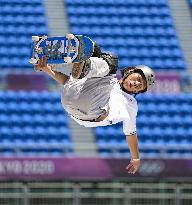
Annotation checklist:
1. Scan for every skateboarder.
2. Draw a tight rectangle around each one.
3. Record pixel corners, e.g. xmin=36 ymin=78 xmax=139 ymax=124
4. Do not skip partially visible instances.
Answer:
xmin=35 ymin=46 xmax=155 ymax=175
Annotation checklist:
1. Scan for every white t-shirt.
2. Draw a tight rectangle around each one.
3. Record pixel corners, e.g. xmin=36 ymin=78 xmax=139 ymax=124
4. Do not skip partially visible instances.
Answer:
xmin=71 ymin=80 xmax=138 ymax=135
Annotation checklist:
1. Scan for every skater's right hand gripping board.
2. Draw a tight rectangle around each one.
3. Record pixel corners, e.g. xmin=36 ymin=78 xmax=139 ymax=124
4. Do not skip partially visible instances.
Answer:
xmin=34 ymin=55 xmax=69 ymax=85
xmin=34 ymin=56 xmax=48 ymax=72
xmin=29 ymin=34 xmax=94 ymax=66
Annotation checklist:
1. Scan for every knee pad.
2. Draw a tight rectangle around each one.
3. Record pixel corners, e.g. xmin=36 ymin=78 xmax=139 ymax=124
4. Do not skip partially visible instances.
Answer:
xmin=100 ymin=53 xmax=118 ymax=75
xmin=91 ymin=43 xmax=102 ymax=57
xmin=75 ymin=59 xmax=91 ymax=79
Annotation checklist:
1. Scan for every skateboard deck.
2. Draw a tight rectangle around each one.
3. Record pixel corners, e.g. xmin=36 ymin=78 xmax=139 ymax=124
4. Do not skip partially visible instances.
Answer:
xmin=29 ymin=34 xmax=94 ymax=65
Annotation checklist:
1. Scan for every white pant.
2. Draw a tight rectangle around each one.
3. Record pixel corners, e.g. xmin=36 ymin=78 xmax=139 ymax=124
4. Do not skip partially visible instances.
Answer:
xmin=60 ymin=57 xmax=116 ymax=120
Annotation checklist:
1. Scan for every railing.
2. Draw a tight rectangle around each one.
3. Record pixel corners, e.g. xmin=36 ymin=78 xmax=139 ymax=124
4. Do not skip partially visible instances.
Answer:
xmin=0 ymin=181 xmax=192 ymax=205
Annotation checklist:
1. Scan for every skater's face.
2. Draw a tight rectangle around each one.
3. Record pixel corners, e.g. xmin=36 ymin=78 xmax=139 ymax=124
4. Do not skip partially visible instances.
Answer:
xmin=122 ymin=72 xmax=147 ymax=93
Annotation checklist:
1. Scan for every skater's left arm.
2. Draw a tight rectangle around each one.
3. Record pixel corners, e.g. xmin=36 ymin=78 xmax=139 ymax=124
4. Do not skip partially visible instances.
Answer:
xmin=122 ymin=98 xmax=140 ymax=174
xmin=125 ymin=133 xmax=140 ymax=174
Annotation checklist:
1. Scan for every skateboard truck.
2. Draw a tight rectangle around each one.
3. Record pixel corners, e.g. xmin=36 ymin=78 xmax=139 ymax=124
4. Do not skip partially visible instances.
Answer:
xmin=64 ymin=34 xmax=77 ymax=63
xmin=29 ymin=58 xmax=38 ymax=64
xmin=30 ymin=35 xmax=48 ymax=65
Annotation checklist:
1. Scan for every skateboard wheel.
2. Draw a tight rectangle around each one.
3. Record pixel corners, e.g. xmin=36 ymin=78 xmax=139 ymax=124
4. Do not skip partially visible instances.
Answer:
xmin=64 ymin=57 xmax=72 ymax=63
xmin=32 ymin=36 xmax=40 ymax=41
xmin=29 ymin=58 xmax=38 ymax=64
xmin=66 ymin=34 xmax=75 ymax=39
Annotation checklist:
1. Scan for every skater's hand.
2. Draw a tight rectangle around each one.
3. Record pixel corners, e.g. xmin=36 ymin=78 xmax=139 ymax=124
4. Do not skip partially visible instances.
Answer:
xmin=35 ymin=56 xmax=48 ymax=71
xmin=126 ymin=158 xmax=140 ymax=174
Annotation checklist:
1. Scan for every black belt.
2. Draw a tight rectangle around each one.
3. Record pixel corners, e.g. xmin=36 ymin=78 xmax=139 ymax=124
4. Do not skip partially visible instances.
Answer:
xmin=71 ymin=108 xmax=108 ymax=122
xmin=71 ymin=115 xmax=99 ymax=122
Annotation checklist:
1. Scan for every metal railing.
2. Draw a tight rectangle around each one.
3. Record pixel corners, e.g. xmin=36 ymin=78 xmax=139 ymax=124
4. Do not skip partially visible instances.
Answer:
xmin=0 ymin=181 xmax=192 ymax=205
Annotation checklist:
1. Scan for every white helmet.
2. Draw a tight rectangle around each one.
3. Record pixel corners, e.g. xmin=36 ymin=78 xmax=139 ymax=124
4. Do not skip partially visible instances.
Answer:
xmin=121 ymin=65 xmax=155 ymax=93
xmin=135 ymin=65 xmax=155 ymax=91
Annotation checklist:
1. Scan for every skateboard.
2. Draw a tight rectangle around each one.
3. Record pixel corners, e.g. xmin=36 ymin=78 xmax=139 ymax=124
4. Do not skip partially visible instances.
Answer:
xmin=29 ymin=34 xmax=94 ymax=65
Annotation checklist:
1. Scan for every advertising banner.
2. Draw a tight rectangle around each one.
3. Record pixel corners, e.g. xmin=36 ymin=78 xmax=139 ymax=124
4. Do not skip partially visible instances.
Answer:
xmin=0 ymin=158 xmax=191 ymax=180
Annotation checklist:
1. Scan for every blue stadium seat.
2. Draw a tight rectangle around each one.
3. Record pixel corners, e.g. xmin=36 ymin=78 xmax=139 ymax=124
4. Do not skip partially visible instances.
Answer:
xmin=23 ymin=126 xmax=36 ymax=140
